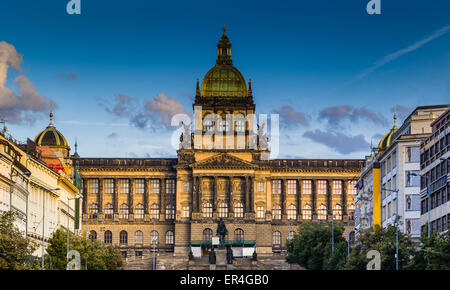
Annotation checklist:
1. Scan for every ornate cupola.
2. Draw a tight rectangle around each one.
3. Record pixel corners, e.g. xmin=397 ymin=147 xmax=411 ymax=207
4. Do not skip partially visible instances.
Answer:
xmin=198 ymin=27 xmax=249 ymax=98
xmin=216 ymin=26 xmax=232 ymax=65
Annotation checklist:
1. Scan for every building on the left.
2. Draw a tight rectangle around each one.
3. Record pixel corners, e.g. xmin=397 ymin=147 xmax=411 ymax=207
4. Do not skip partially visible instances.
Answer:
xmin=0 ymin=112 xmax=82 ymax=260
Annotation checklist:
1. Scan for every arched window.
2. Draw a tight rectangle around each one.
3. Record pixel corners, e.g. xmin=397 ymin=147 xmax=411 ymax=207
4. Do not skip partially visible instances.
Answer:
xmin=333 ymin=204 xmax=342 ymax=220
xmin=104 ymin=230 xmax=112 ymax=244
xmin=150 ymin=204 xmax=160 ymax=219
xmin=303 ymin=204 xmax=312 ymax=220
xmin=135 ymin=204 xmax=144 ymax=219
xmin=120 ymin=230 xmax=128 ymax=245
xmin=287 ymin=204 xmax=296 ymax=220
xmin=203 ymin=203 xmax=213 ymax=218
xmin=272 ymin=205 xmax=281 ymax=220
xmin=234 ymin=228 xmax=244 ymax=242
xmin=135 ymin=230 xmax=143 ymax=244
xmin=89 ymin=203 xmax=98 ymax=219
xmin=348 ymin=204 xmax=355 ymax=221
xmin=89 ymin=230 xmax=97 ymax=242
xmin=288 ymin=231 xmax=295 ymax=241
xmin=104 ymin=203 xmax=113 ymax=219
xmin=120 ymin=204 xmax=129 ymax=219
xmin=273 ymin=231 xmax=281 ymax=246
xmin=318 ymin=204 xmax=327 ymax=220
xmin=203 ymin=228 xmax=213 ymax=242
xmin=234 ymin=202 xmax=244 ymax=218
xmin=165 ymin=205 xmax=175 ymax=220
xmin=150 ymin=230 xmax=159 ymax=245
xmin=165 ymin=231 xmax=174 ymax=245
xmin=218 ymin=202 xmax=228 ymax=218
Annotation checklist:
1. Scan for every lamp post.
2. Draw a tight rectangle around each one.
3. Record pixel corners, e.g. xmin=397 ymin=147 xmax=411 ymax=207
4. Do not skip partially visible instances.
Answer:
xmin=152 ymin=219 xmax=156 ymax=270
xmin=331 ymin=203 xmax=342 ymax=256
xmin=381 ymin=187 xmax=399 ymax=270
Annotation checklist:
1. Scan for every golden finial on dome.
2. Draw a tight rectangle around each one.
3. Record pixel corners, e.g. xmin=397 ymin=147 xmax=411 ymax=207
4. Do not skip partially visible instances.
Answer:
xmin=223 ymin=25 xmax=226 ymax=35
xmin=49 ymin=104 xmax=54 ymax=126
xmin=393 ymin=106 xmax=397 ymax=129
xmin=248 ymin=78 xmax=253 ymax=96
xmin=196 ymin=77 xmax=200 ymax=96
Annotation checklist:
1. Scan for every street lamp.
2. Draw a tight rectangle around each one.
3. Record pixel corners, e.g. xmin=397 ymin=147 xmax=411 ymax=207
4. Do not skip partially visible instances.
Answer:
xmin=41 ymin=187 xmax=60 ymax=268
xmin=381 ymin=187 xmax=399 ymax=271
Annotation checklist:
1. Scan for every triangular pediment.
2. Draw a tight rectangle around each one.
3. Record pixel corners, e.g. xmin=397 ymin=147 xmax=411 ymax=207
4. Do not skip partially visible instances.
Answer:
xmin=190 ymin=153 xmax=257 ymax=169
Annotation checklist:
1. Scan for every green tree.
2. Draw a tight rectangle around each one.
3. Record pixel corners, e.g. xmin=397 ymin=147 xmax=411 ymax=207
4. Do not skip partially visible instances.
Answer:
xmin=286 ymin=221 xmax=348 ymax=270
xmin=45 ymin=228 xmax=124 ymax=270
xmin=0 ymin=211 xmax=38 ymax=270
xmin=406 ymin=229 xmax=450 ymax=270
xmin=343 ymin=225 xmax=416 ymax=270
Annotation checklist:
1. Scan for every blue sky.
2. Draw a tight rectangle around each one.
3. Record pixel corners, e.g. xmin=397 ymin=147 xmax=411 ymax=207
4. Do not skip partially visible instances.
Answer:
xmin=1 ymin=0 xmax=449 ymax=159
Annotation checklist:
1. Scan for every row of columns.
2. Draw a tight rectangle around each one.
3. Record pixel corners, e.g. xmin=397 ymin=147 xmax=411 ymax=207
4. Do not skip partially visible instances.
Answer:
xmin=192 ymin=175 xmax=254 ymax=214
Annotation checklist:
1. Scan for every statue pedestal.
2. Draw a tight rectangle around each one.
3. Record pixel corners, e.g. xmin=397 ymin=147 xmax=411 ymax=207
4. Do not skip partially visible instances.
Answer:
xmin=215 ymin=249 xmax=227 ymax=270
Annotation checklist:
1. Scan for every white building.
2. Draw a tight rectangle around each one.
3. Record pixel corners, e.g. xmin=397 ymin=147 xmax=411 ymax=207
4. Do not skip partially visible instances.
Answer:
xmin=378 ymin=105 xmax=449 ymax=239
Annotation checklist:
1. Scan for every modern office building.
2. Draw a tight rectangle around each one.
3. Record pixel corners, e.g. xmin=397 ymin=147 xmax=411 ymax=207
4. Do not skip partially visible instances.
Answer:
xmin=419 ymin=108 xmax=449 ymax=235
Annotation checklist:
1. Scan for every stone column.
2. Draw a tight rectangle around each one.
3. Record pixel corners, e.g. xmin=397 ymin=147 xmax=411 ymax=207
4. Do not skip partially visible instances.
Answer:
xmin=227 ymin=176 xmax=232 ymax=211
xmin=144 ymin=178 xmax=149 ymax=214
xmin=249 ymin=176 xmax=254 ymax=212
xmin=113 ymin=178 xmax=118 ymax=214
xmin=128 ymin=178 xmax=133 ymax=214
xmin=213 ymin=176 xmax=218 ymax=211
xmin=342 ymin=179 xmax=347 ymax=215
xmin=82 ymin=178 xmax=87 ymax=214
xmin=245 ymin=176 xmax=249 ymax=213
xmin=161 ymin=178 xmax=166 ymax=215
xmin=281 ymin=179 xmax=286 ymax=215
xmin=297 ymin=179 xmax=301 ymax=215
xmin=327 ymin=179 xmax=332 ymax=219
xmin=198 ymin=177 xmax=202 ymax=212
xmin=193 ymin=177 xmax=198 ymax=212
xmin=98 ymin=178 xmax=103 ymax=213
xmin=311 ymin=179 xmax=316 ymax=214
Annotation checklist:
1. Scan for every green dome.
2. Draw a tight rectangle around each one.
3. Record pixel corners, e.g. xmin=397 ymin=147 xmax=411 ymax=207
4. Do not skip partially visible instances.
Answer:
xmin=199 ymin=27 xmax=248 ymax=98
xmin=34 ymin=111 xmax=69 ymax=149
xmin=200 ymin=65 xmax=247 ymax=97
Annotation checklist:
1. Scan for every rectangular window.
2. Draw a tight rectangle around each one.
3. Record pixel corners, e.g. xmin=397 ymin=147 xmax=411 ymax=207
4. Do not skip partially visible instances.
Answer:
xmin=332 ymin=180 xmax=342 ymax=195
xmin=347 ymin=180 xmax=357 ymax=195
xmin=387 ymin=156 xmax=391 ymax=173
xmin=257 ymin=206 xmax=265 ymax=218
xmin=235 ymin=119 xmax=245 ymax=132
xmin=151 ymin=179 xmax=160 ymax=194
xmin=166 ymin=179 xmax=175 ymax=195
xmin=392 ymin=151 xmax=397 ymax=169
xmin=120 ymin=179 xmax=129 ymax=194
xmin=135 ymin=179 xmax=144 ymax=194
xmin=272 ymin=180 xmax=281 ymax=194
xmin=182 ymin=206 xmax=190 ymax=218
xmin=104 ymin=179 xmax=114 ymax=194
xmin=203 ymin=119 xmax=213 ymax=131
xmin=183 ymin=181 xmax=190 ymax=192
xmin=302 ymin=180 xmax=312 ymax=195
xmin=257 ymin=181 xmax=264 ymax=193
xmin=406 ymin=146 xmax=420 ymax=163
xmin=406 ymin=171 xmax=420 ymax=187
xmin=89 ymin=179 xmax=98 ymax=194
xmin=287 ymin=180 xmax=296 ymax=195
xmin=219 ymin=120 xmax=229 ymax=131
xmin=317 ymin=180 xmax=327 ymax=195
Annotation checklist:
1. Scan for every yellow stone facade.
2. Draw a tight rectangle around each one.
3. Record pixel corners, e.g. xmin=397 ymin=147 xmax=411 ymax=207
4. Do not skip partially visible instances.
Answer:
xmin=77 ymin=30 xmax=363 ymax=259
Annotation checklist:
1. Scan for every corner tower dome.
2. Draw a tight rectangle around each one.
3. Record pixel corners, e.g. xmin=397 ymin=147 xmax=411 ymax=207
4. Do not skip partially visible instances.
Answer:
xmin=378 ymin=111 xmax=398 ymax=152
xmin=199 ymin=27 xmax=248 ymax=98
xmin=34 ymin=110 xmax=70 ymax=149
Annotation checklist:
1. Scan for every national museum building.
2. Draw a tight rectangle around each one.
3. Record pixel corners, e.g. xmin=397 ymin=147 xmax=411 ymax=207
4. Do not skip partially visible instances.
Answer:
xmin=63 ymin=30 xmax=363 ymax=258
